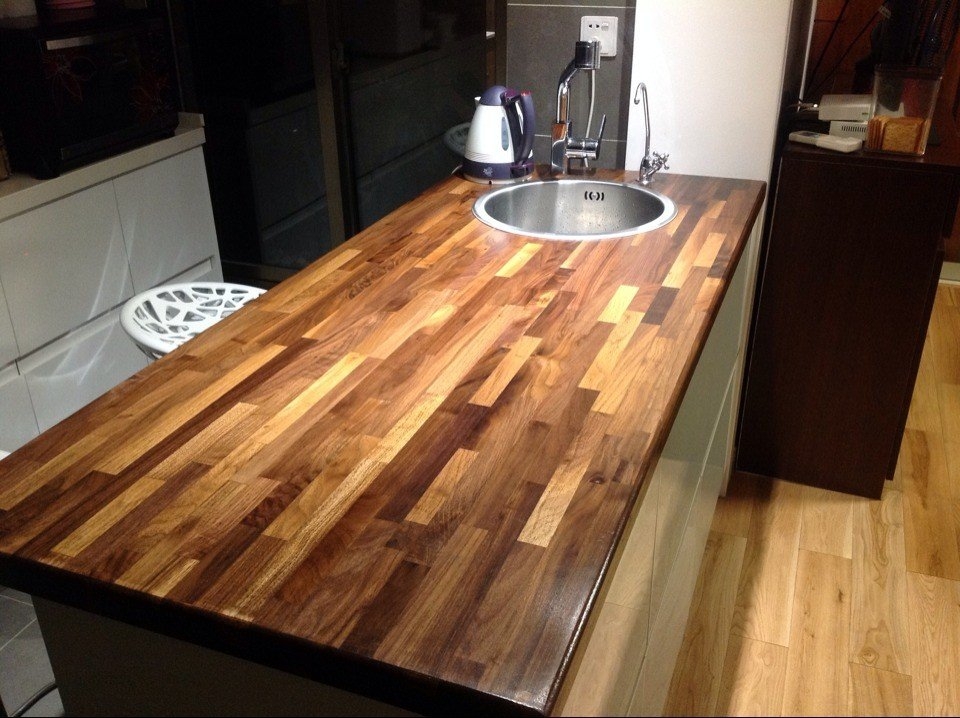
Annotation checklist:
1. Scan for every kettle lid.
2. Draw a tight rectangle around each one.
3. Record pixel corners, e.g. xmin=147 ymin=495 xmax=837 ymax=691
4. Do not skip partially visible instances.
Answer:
xmin=478 ymin=85 xmax=509 ymax=106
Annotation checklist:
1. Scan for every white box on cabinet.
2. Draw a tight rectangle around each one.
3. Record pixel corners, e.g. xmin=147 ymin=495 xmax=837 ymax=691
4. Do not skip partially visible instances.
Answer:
xmin=114 ymin=148 xmax=222 ymax=292
xmin=0 ymin=363 xmax=39 ymax=451
xmin=18 ymin=308 xmax=147 ymax=432
xmin=0 ymin=181 xmax=135 ymax=355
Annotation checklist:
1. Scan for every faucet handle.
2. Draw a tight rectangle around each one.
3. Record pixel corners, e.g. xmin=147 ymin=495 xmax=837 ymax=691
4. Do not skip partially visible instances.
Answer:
xmin=595 ymin=114 xmax=607 ymax=142
xmin=653 ymin=151 xmax=669 ymax=171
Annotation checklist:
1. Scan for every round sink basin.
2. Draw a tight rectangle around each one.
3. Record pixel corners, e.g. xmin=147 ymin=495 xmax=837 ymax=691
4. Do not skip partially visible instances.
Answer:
xmin=472 ymin=179 xmax=677 ymax=241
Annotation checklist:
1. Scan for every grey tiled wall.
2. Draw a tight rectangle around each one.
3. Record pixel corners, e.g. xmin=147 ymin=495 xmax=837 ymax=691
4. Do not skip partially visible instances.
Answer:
xmin=505 ymin=1 xmax=636 ymax=170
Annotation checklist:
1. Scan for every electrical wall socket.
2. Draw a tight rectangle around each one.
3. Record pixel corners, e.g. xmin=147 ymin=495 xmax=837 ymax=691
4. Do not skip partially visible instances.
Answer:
xmin=580 ymin=15 xmax=618 ymax=57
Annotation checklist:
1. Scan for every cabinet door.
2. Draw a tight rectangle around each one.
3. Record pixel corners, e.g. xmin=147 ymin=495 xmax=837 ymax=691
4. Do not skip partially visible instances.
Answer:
xmin=650 ymin=257 xmax=746 ymax=621
xmin=736 ymin=152 xmax=953 ymax=497
xmin=114 ymin=148 xmax=222 ymax=293
xmin=0 ymin=364 xmax=39 ymax=452
xmin=0 ymin=276 xmax=18 ymax=367
xmin=19 ymin=308 xmax=147 ymax=432
xmin=0 ymin=182 xmax=135 ymax=356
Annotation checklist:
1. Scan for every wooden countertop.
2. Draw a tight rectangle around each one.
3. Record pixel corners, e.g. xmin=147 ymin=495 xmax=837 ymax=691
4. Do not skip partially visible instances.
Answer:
xmin=0 ymin=169 xmax=764 ymax=716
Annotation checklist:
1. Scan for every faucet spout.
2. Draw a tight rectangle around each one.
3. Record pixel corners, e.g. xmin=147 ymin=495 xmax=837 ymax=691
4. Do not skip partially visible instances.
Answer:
xmin=552 ymin=40 xmax=604 ymax=175
xmin=633 ymin=82 xmax=669 ymax=185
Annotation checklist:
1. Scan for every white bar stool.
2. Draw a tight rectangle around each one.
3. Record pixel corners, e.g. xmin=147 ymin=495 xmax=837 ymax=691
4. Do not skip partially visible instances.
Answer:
xmin=120 ymin=282 xmax=265 ymax=360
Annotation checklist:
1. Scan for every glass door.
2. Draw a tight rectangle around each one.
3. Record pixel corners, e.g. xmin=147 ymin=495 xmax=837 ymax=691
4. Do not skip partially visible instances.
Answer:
xmin=169 ymin=0 xmax=494 ymax=287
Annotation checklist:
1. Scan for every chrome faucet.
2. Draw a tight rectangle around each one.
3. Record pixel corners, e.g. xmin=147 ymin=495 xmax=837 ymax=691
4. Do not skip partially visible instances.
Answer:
xmin=634 ymin=82 xmax=669 ymax=185
xmin=551 ymin=40 xmax=606 ymax=175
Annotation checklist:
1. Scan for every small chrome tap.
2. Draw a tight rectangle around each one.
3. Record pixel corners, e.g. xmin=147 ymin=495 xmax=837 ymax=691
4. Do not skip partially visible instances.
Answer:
xmin=634 ymin=82 xmax=669 ymax=185
xmin=551 ymin=40 xmax=606 ymax=175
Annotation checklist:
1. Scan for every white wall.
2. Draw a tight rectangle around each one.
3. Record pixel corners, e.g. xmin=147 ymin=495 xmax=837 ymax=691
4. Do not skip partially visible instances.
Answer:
xmin=625 ymin=0 xmax=795 ymax=183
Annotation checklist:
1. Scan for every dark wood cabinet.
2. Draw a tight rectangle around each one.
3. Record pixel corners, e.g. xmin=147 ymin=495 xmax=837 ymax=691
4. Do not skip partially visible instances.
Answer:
xmin=736 ymin=136 xmax=960 ymax=498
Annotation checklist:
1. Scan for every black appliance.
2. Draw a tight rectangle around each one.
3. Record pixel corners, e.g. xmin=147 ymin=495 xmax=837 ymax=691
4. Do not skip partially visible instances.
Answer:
xmin=0 ymin=1 xmax=179 ymax=179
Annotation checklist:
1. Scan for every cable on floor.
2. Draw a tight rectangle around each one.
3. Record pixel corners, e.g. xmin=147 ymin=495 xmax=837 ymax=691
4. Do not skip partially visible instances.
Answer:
xmin=7 ymin=682 xmax=58 ymax=718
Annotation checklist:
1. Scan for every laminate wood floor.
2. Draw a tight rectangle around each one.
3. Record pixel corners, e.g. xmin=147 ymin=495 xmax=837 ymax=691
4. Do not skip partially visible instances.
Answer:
xmin=664 ymin=282 xmax=960 ymax=717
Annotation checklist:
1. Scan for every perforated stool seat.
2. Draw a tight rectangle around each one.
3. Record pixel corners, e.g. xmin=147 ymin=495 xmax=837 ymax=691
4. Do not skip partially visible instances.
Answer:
xmin=121 ymin=282 xmax=265 ymax=360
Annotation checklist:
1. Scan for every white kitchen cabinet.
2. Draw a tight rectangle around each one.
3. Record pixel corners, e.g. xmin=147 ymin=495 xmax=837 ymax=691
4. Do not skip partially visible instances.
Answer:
xmin=0 ymin=181 xmax=134 ymax=356
xmin=0 ymin=122 xmax=222 ymax=448
xmin=0 ymin=276 xmax=18 ymax=368
xmin=19 ymin=307 xmax=147 ymax=433
xmin=114 ymin=147 xmax=222 ymax=293
xmin=558 ymin=219 xmax=760 ymax=717
xmin=0 ymin=364 xmax=39 ymax=451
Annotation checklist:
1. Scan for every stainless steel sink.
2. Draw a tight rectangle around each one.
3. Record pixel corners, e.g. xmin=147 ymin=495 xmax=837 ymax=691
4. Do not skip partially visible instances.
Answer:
xmin=472 ymin=178 xmax=677 ymax=241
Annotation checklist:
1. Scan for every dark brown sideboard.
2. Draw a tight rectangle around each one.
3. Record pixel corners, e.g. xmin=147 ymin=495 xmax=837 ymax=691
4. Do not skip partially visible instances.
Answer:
xmin=735 ymin=132 xmax=960 ymax=499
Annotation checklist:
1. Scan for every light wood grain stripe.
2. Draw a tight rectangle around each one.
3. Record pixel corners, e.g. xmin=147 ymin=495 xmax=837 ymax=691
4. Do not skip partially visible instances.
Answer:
xmin=642 ymin=203 xmax=688 ymax=245
xmin=519 ymin=414 xmax=608 ymax=547
xmin=427 ymin=306 xmax=524 ymax=397
xmin=120 ymin=475 xmax=278 ymax=589
xmin=495 ymin=242 xmax=542 ymax=278
xmin=262 ymin=433 xmax=376 ymax=542
xmin=53 ymin=477 xmax=166 ymax=558
xmin=731 ymin=478 xmax=803 ymax=647
xmin=598 ymin=285 xmax=640 ymax=324
xmin=96 ymin=344 xmax=288 ymax=475
xmin=149 ymin=557 xmax=200 ymax=598
xmin=470 ymin=335 xmax=542 ymax=407
xmin=201 ymin=352 xmax=367 ymax=487
xmin=405 ymin=448 xmax=479 ymax=525
xmin=560 ymin=241 xmax=591 ymax=270
xmin=235 ymin=393 xmax=447 ymax=616
xmin=0 ymin=438 xmax=111 ymax=510
xmin=663 ymin=218 xmax=712 ymax=289
xmin=355 ymin=291 xmax=454 ymax=359
xmin=580 ymin=310 xmax=645 ymax=392
xmin=590 ymin=324 xmax=661 ymax=416
xmin=664 ymin=531 xmax=747 ymax=715
xmin=694 ymin=232 xmax=727 ymax=269
xmin=705 ymin=199 xmax=726 ymax=219
xmin=415 ymin=222 xmax=481 ymax=269
xmin=143 ymin=402 xmax=260 ymax=482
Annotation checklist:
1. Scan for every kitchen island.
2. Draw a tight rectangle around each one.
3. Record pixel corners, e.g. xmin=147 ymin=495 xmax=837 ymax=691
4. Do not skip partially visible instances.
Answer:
xmin=0 ymin=169 xmax=763 ymax=716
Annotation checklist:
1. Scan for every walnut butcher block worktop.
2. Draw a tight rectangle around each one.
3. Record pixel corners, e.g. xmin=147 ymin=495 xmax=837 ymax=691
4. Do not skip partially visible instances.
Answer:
xmin=0 ymin=170 xmax=763 ymax=716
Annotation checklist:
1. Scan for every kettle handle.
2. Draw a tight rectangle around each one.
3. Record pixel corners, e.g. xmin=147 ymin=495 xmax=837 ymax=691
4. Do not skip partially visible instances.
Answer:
xmin=503 ymin=89 xmax=536 ymax=166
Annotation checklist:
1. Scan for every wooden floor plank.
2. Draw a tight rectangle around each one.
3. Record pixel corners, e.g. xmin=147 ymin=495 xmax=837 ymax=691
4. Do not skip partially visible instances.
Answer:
xmin=714 ymin=634 xmax=788 ymax=717
xmin=711 ymin=474 xmax=756 ymax=538
xmin=899 ymin=428 xmax=960 ymax=580
xmin=782 ymin=549 xmax=852 ymax=717
xmin=848 ymin=663 xmax=913 ymax=717
xmin=730 ymin=479 xmax=803 ymax=647
xmin=850 ymin=487 xmax=911 ymax=674
xmin=665 ymin=285 xmax=960 ymax=716
xmin=906 ymin=571 xmax=960 ymax=716
xmin=663 ymin=531 xmax=746 ymax=716
xmin=799 ymin=484 xmax=857 ymax=559
xmin=929 ymin=289 xmax=960 ymax=385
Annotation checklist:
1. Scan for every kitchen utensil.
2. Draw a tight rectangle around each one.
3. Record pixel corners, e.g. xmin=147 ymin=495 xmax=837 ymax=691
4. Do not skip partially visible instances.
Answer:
xmin=462 ymin=85 xmax=535 ymax=184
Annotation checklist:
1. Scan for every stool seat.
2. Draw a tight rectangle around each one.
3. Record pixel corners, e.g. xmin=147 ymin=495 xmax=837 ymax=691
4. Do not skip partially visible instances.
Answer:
xmin=120 ymin=282 xmax=265 ymax=360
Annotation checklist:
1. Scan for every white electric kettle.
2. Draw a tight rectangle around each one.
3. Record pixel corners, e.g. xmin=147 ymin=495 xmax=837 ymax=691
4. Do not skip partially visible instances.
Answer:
xmin=462 ymin=85 xmax=535 ymax=184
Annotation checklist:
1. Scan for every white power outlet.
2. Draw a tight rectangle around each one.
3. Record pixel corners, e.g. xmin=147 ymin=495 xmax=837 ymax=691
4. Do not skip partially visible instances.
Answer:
xmin=580 ymin=15 xmax=618 ymax=57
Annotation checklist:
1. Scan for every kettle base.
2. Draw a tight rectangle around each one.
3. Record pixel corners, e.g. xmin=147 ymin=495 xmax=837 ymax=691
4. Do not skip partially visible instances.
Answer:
xmin=460 ymin=165 xmax=536 ymax=185
xmin=462 ymin=172 xmax=536 ymax=185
